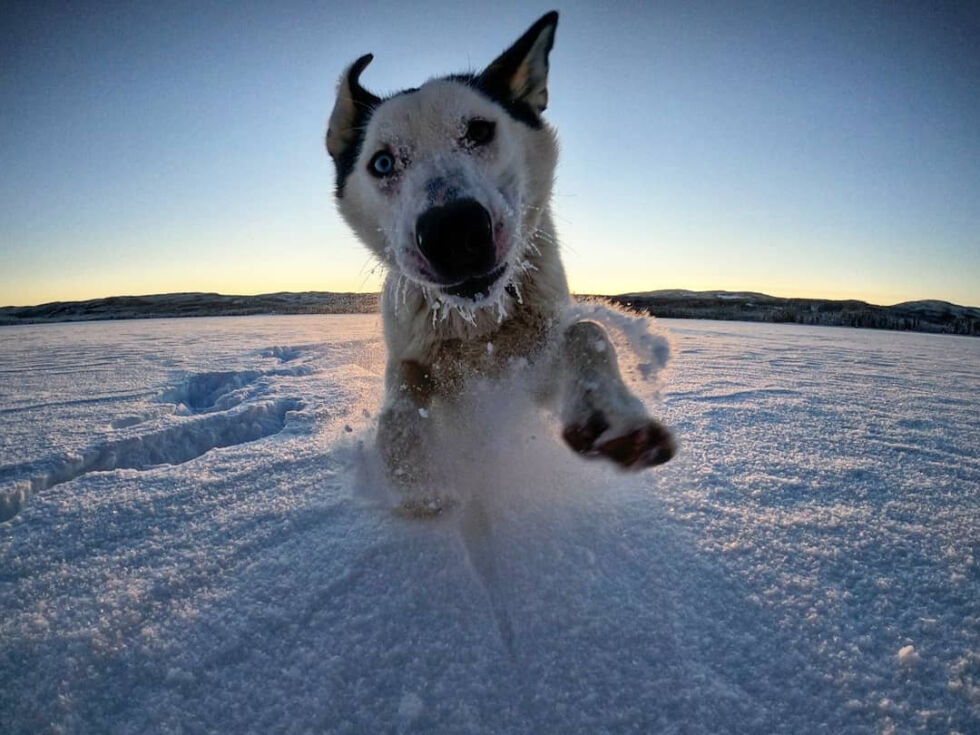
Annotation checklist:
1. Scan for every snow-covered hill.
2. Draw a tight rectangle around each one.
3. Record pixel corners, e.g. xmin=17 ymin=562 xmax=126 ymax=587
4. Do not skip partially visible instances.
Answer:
xmin=1 ymin=315 xmax=978 ymax=732
xmin=0 ymin=291 xmax=379 ymax=325
xmin=3 ymin=289 xmax=978 ymax=336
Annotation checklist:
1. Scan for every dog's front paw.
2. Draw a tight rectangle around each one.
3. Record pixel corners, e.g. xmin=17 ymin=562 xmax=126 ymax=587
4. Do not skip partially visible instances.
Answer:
xmin=563 ymin=412 xmax=676 ymax=469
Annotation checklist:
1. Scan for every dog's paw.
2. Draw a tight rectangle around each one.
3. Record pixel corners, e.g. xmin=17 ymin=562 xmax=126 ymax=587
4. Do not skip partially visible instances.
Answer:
xmin=563 ymin=412 xmax=676 ymax=469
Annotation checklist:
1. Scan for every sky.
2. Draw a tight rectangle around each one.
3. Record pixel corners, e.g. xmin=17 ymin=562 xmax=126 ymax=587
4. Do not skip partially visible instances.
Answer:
xmin=1 ymin=0 xmax=978 ymax=308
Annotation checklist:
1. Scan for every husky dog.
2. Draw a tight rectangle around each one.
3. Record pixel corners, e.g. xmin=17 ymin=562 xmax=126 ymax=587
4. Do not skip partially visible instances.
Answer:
xmin=326 ymin=11 xmax=675 ymax=513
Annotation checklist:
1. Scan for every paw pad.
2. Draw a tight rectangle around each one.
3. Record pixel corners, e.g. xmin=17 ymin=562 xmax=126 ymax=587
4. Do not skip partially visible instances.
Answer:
xmin=563 ymin=414 xmax=676 ymax=469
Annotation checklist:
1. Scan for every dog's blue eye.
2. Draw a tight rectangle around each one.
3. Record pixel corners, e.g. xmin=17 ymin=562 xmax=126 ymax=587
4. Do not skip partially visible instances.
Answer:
xmin=368 ymin=151 xmax=395 ymax=177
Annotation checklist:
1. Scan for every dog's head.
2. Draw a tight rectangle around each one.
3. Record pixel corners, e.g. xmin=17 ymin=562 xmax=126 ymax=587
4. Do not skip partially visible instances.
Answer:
xmin=326 ymin=12 xmax=560 ymax=310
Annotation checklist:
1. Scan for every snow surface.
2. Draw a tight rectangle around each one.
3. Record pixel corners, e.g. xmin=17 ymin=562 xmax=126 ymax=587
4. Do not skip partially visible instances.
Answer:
xmin=1 ymin=315 xmax=978 ymax=733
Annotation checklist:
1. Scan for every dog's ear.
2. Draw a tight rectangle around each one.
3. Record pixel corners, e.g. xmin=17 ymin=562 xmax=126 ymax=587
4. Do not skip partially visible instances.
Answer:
xmin=326 ymin=54 xmax=380 ymax=160
xmin=477 ymin=11 xmax=558 ymax=116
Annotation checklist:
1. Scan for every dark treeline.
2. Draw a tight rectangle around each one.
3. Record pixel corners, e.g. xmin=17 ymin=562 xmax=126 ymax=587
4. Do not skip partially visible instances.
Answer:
xmin=606 ymin=292 xmax=980 ymax=337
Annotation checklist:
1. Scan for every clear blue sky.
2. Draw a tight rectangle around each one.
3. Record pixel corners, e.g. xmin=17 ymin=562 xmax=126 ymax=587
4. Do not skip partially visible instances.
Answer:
xmin=2 ymin=0 xmax=978 ymax=307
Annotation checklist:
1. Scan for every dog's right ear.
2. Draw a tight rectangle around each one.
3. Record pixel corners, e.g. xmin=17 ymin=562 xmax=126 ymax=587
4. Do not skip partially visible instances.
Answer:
xmin=326 ymin=54 xmax=380 ymax=161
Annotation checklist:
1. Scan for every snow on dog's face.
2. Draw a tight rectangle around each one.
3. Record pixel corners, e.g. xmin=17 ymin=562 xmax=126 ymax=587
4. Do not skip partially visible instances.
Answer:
xmin=326 ymin=12 xmax=559 ymax=311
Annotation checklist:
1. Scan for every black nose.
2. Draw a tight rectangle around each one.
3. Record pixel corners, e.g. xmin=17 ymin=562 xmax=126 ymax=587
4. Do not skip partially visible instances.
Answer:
xmin=415 ymin=199 xmax=495 ymax=282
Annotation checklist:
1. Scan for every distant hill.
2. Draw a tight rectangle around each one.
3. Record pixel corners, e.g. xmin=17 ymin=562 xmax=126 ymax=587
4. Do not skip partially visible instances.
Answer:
xmin=1 ymin=289 xmax=977 ymax=336
xmin=602 ymin=290 xmax=980 ymax=337
xmin=0 ymin=292 xmax=378 ymax=326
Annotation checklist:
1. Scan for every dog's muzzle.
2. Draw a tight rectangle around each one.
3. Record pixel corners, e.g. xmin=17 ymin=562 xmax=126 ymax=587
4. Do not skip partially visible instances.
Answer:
xmin=415 ymin=199 xmax=504 ymax=299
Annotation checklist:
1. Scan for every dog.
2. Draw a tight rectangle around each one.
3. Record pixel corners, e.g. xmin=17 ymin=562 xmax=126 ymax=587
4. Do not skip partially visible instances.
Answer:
xmin=326 ymin=11 xmax=675 ymax=514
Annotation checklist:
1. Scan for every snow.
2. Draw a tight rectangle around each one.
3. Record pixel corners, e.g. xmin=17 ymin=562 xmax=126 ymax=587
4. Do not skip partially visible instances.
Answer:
xmin=897 ymin=645 xmax=919 ymax=666
xmin=1 ymin=314 xmax=978 ymax=733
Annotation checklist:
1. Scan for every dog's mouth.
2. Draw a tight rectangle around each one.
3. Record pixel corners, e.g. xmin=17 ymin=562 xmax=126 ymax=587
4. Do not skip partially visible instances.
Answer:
xmin=441 ymin=264 xmax=507 ymax=300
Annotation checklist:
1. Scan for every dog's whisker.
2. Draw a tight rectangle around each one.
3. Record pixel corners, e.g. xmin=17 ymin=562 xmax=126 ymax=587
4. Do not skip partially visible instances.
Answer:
xmin=529 ymin=227 xmax=557 ymax=243
xmin=358 ymin=257 xmax=388 ymax=291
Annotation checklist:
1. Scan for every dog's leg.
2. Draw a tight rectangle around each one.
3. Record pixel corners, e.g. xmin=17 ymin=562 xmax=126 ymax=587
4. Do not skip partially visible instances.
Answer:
xmin=377 ymin=359 xmax=449 ymax=516
xmin=558 ymin=320 xmax=675 ymax=469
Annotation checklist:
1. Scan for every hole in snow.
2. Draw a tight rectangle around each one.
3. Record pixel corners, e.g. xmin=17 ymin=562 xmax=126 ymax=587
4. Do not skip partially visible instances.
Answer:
xmin=261 ymin=345 xmax=306 ymax=363
xmin=161 ymin=370 xmax=262 ymax=414
xmin=0 ymin=398 xmax=302 ymax=523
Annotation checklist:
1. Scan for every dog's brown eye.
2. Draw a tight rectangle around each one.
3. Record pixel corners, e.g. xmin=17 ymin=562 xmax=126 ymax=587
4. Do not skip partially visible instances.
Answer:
xmin=463 ymin=119 xmax=495 ymax=147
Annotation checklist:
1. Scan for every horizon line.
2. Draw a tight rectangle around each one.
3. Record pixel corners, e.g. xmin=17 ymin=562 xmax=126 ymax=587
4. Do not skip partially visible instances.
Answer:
xmin=2 ymin=288 xmax=978 ymax=312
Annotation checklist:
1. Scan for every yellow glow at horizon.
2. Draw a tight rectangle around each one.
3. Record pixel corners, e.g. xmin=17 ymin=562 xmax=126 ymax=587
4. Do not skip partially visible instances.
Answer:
xmin=2 ymin=224 xmax=977 ymax=309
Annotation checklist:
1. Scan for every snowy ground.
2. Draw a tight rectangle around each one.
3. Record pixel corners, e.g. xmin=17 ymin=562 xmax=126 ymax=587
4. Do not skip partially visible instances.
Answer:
xmin=1 ymin=314 xmax=977 ymax=733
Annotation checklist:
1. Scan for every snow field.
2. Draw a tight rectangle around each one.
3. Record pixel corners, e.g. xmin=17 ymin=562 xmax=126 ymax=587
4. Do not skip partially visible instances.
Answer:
xmin=1 ymin=314 xmax=978 ymax=733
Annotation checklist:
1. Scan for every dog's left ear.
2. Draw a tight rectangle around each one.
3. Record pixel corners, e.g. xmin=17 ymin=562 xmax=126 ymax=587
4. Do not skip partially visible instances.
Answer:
xmin=478 ymin=11 xmax=558 ymax=116
xmin=326 ymin=53 xmax=380 ymax=161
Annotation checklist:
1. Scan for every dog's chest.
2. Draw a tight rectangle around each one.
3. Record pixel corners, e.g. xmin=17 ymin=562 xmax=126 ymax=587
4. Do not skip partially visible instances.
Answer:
xmin=426 ymin=309 xmax=553 ymax=392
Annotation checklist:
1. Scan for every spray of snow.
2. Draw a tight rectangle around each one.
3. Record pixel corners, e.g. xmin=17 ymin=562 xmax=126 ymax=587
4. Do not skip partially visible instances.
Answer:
xmin=354 ymin=365 xmax=634 ymax=517
xmin=566 ymin=298 xmax=672 ymax=383
xmin=349 ymin=366 xmax=654 ymax=657
xmin=347 ymin=295 xmax=673 ymax=521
